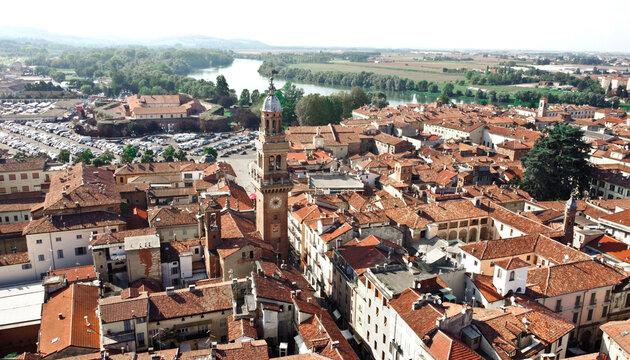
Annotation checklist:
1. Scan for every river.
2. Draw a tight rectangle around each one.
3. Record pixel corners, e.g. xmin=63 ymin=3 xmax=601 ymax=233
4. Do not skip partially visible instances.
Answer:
xmin=189 ymin=58 xmax=473 ymax=107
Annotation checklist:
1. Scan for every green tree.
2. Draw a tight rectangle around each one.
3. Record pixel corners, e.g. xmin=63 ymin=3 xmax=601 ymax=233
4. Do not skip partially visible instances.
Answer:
xmin=75 ymin=149 xmax=94 ymax=165
xmin=162 ymin=145 xmax=176 ymax=162
xmin=215 ymin=75 xmax=229 ymax=97
xmin=141 ymin=149 xmax=155 ymax=163
xmin=57 ymin=149 xmax=70 ymax=163
xmin=239 ymin=89 xmax=250 ymax=106
xmin=370 ymin=92 xmax=389 ymax=108
xmin=203 ymin=147 xmax=218 ymax=158
xmin=174 ymin=149 xmax=187 ymax=161
xmin=280 ymin=82 xmax=304 ymax=126
xmin=120 ymin=144 xmax=138 ymax=164
xmin=251 ymin=89 xmax=261 ymax=104
xmin=51 ymin=71 xmax=66 ymax=83
xmin=443 ymin=83 xmax=455 ymax=97
xmin=521 ymin=123 xmax=593 ymax=201
xmin=92 ymin=151 xmax=115 ymax=167
xmin=428 ymin=83 xmax=439 ymax=93
xmin=438 ymin=93 xmax=450 ymax=104
xmin=349 ymin=86 xmax=370 ymax=109
xmin=80 ymin=85 xmax=93 ymax=94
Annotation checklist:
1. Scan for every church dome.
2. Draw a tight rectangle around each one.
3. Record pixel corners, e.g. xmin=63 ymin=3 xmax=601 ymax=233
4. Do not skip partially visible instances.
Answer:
xmin=262 ymin=94 xmax=282 ymax=112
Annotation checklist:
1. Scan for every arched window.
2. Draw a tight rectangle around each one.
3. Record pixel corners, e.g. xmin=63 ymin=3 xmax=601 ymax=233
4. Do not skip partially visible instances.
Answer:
xmin=269 ymin=156 xmax=274 ymax=170
xmin=266 ymin=119 xmax=270 ymax=133
xmin=509 ymin=271 xmax=515 ymax=281
xmin=276 ymin=155 xmax=282 ymax=170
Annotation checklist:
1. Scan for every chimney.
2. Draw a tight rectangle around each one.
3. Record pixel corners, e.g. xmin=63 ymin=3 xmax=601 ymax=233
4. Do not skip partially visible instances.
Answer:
xmin=331 ymin=340 xmax=339 ymax=349
xmin=58 ymin=313 xmax=63 ymax=320
xmin=188 ymin=284 xmax=196 ymax=291
xmin=307 ymin=297 xmax=312 ymax=303
xmin=166 ymin=286 xmax=175 ymax=295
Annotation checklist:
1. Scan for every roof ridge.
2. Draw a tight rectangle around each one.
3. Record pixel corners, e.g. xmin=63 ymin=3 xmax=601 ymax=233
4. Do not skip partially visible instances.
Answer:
xmin=69 ymin=283 xmax=76 ymax=348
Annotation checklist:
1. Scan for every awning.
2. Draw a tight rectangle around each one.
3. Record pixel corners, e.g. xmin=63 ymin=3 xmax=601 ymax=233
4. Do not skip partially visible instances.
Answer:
xmin=340 ymin=329 xmax=353 ymax=340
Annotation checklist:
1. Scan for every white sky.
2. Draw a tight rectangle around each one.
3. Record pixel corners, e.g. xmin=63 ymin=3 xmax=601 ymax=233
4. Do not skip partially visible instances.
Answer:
xmin=3 ymin=0 xmax=630 ymax=52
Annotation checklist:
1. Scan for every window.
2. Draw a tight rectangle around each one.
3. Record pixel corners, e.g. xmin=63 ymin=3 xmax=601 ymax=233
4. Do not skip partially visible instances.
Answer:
xmin=590 ymin=293 xmax=596 ymax=305
xmin=572 ymin=312 xmax=578 ymax=324
xmin=249 ymin=251 xmax=254 ymax=259
xmin=57 ymin=250 xmax=64 ymax=259
xmin=55 ymin=237 xmax=61 ymax=242
xmin=171 ymin=266 xmax=179 ymax=275
xmin=13 ymin=215 xmax=18 ymax=222
xmin=38 ymin=254 xmax=45 ymax=262
xmin=220 ymin=318 xmax=227 ymax=327
xmin=20 ymin=173 xmax=27 ymax=180
xmin=137 ymin=332 xmax=145 ymax=347
xmin=383 ymin=334 xmax=386 ymax=344
xmin=9 ymin=174 xmax=15 ymax=181
xmin=22 ymin=263 xmax=32 ymax=270
xmin=75 ymin=247 xmax=87 ymax=256
xmin=555 ymin=299 xmax=562 ymax=312
xmin=587 ymin=309 xmax=593 ymax=321
xmin=242 ymin=252 xmax=246 ymax=259
xmin=605 ymin=290 xmax=611 ymax=301
xmin=36 ymin=239 xmax=42 ymax=244
xmin=21 ymin=186 xmax=28 ymax=192
xmin=509 ymin=271 xmax=515 ymax=281
xmin=76 ymin=234 xmax=82 ymax=240
xmin=32 ymin=172 xmax=39 ymax=179
xmin=575 ymin=296 xmax=581 ymax=307
xmin=24 ymin=215 xmax=29 ymax=221
xmin=367 ymin=315 xmax=371 ymax=324
xmin=0 ymin=175 xmax=3 ymax=181
xmin=497 ymin=268 xmax=503 ymax=278
xmin=603 ymin=306 xmax=608 ymax=317
xmin=136 ymin=317 xmax=146 ymax=324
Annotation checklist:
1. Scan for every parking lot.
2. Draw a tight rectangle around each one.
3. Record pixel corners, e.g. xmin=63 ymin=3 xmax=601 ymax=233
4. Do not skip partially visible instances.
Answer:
xmin=0 ymin=117 xmax=259 ymax=183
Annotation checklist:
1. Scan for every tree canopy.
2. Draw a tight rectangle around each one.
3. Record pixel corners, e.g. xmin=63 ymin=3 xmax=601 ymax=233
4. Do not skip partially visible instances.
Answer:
xmin=521 ymin=123 xmax=593 ymax=200
xmin=120 ymin=144 xmax=138 ymax=164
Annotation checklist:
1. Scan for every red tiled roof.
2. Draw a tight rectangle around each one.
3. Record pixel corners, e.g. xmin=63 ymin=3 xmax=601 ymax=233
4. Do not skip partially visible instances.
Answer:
xmin=148 ymin=283 xmax=232 ymax=321
xmin=428 ymin=330 xmax=482 ymax=360
xmin=228 ymin=315 xmax=258 ymax=341
xmin=99 ymin=292 xmax=149 ymax=323
xmin=39 ymin=284 xmax=100 ymax=357
xmin=43 ymin=164 xmax=120 ymax=212
xmin=47 ymin=265 xmax=96 ymax=282
xmin=335 ymin=236 xmax=389 ymax=276
xmin=471 ymin=274 xmax=503 ymax=303
xmin=527 ymin=260 xmax=628 ymax=297
xmin=494 ymin=257 xmax=529 ymax=270
xmin=389 ymin=288 xmax=465 ymax=339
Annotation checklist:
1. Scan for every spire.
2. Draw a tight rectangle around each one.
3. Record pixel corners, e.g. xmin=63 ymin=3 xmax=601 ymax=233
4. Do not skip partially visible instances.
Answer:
xmin=269 ymin=69 xmax=279 ymax=94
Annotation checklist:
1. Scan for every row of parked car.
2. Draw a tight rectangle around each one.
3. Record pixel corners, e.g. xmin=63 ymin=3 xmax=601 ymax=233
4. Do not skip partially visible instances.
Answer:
xmin=0 ymin=131 xmax=54 ymax=158
xmin=0 ymin=121 xmax=90 ymax=157
xmin=216 ymin=133 xmax=257 ymax=157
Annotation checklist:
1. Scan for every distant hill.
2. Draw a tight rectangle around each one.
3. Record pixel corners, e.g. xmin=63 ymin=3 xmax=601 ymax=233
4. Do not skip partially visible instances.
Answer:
xmin=0 ymin=27 xmax=270 ymax=49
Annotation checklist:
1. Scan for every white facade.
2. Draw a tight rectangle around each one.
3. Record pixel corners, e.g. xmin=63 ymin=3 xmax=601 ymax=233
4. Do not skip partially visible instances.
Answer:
xmin=26 ymin=225 xmax=120 ymax=279
xmin=492 ymin=264 xmax=527 ymax=296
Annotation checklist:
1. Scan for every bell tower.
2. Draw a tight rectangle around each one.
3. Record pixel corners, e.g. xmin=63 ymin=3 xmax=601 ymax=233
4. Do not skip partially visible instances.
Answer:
xmin=251 ymin=77 xmax=291 ymax=261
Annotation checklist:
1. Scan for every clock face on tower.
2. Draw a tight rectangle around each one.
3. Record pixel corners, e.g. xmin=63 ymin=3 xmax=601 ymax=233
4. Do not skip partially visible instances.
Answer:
xmin=269 ymin=195 xmax=283 ymax=210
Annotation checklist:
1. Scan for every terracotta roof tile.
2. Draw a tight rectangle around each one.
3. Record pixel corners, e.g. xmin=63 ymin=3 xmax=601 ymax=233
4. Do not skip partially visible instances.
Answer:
xmin=148 ymin=283 xmax=232 ymax=321
xmin=39 ymin=284 xmax=100 ymax=357
xmin=526 ymin=260 xmax=627 ymax=297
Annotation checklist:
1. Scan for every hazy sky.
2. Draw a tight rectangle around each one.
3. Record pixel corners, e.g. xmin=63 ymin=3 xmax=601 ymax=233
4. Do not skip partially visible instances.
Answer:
xmin=3 ymin=0 xmax=629 ymax=52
